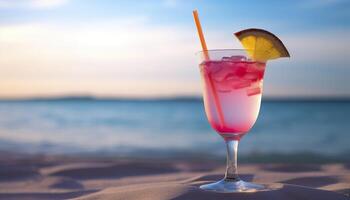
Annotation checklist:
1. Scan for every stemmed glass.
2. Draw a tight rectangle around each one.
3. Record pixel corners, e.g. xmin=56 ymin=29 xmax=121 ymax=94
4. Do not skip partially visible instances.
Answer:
xmin=197 ymin=49 xmax=266 ymax=192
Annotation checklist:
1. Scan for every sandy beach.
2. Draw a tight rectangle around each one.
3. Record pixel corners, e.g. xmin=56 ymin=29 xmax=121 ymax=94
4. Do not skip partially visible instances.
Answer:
xmin=0 ymin=152 xmax=348 ymax=200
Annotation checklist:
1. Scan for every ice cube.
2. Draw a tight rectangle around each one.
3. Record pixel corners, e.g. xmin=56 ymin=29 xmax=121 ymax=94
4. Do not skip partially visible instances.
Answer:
xmin=223 ymin=72 xmax=238 ymax=81
xmin=242 ymin=72 xmax=259 ymax=81
xmin=217 ymin=85 xmax=232 ymax=93
xmin=234 ymin=66 xmax=247 ymax=77
xmin=256 ymin=62 xmax=266 ymax=69
xmin=222 ymin=56 xmax=232 ymax=61
xmin=246 ymin=63 xmax=258 ymax=72
xmin=232 ymin=80 xmax=251 ymax=89
xmin=212 ymin=66 xmax=230 ymax=82
xmin=201 ymin=62 xmax=223 ymax=76
xmin=230 ymin=55 xmax=247 ymax=61
xmin=209 ymin=64 xmax=223 ymax=74
xmin=247 ymin=87 xmax=261 ymax=96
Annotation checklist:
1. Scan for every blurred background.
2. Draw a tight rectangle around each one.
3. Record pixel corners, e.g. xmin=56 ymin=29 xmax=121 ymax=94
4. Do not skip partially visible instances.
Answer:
xmin=0 ymin=0 xmax=349 ymax=162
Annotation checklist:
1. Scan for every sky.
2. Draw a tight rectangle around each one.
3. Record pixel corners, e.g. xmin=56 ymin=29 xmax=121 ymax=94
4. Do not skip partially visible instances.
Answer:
xmin=0 ymin=0 xmax=349 ymax=98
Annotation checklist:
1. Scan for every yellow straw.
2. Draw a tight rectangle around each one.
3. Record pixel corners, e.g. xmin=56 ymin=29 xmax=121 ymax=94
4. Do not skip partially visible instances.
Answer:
xmin=192 ymin=10 xmax=225 ymax=128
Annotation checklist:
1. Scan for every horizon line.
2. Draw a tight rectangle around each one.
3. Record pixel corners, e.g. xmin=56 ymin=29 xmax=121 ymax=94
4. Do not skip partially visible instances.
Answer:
xmin=1 ymin=95 xmax=350 ymax=102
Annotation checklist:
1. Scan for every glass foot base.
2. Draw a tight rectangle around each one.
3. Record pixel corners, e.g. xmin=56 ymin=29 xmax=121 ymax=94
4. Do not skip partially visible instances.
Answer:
xmin=200 ymin=179 xmax=266 ymax=193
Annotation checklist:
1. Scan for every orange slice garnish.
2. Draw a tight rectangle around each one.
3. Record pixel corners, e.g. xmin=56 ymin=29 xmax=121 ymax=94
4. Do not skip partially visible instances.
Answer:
xmin=235 ymin=28 xmax=290 ymax=62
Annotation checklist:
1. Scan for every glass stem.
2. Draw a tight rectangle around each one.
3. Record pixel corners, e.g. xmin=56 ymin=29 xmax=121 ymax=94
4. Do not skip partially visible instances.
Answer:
xmin=224 ymin=140 xmax=240 ymax=182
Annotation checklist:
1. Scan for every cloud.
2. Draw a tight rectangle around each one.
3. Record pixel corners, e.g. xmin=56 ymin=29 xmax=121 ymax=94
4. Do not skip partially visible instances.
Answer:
xmin=0 ymin=18 xmax=349 ymax=98
xmin=283 ymin=30 xmax=349 ymax=65
xmin=0 ymin=0 xmax=68 ymax=9
xmin=264 ymin=30 xmax=350 ymax=97
xmin=0 ymin=19 xmax=200 ymax=97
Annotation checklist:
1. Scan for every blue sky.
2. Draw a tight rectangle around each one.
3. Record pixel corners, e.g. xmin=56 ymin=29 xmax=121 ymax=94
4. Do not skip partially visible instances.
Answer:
xmin=0 ymin=0 xmax=349 ymax=98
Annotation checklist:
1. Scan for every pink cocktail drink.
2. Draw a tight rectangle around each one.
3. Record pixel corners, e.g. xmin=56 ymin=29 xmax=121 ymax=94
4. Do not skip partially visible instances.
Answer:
xmin=199 ymin=56 xmax=266 ymax=140
xmin=193 ymin=11 xmax=289 ymax=192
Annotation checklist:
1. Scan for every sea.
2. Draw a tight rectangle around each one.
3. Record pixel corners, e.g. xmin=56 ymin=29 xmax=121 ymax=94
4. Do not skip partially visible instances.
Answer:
xmin=0 ymin=97 xmax=349 ymax=162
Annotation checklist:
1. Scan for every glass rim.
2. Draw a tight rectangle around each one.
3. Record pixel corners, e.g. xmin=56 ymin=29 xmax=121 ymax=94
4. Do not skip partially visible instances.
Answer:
xmin=195 ymin=49 xmax=257 ymax=55
xmin=194 ymin=49 xmax=270 ymax=55
xmin=195 ymin=48 xmax=267 ymax=64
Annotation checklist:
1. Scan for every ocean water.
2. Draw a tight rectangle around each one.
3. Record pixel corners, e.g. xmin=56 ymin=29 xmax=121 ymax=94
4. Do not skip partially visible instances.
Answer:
xmin=0 ymin=99 xmax=349 ymax=161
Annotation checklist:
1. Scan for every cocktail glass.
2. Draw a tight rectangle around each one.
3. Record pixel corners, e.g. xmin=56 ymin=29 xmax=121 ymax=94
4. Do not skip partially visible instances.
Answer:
xmin=197 ymin=49 xmax=266 ymax=193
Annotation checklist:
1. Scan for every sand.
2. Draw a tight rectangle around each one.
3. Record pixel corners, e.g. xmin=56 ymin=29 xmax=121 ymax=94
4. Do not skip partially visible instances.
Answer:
xmin=0 ymin=152 xmax=349 ymax=200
